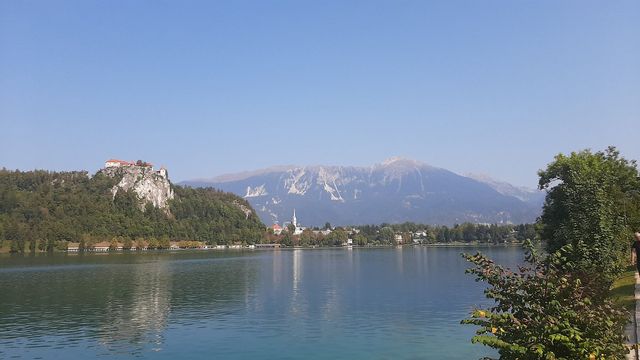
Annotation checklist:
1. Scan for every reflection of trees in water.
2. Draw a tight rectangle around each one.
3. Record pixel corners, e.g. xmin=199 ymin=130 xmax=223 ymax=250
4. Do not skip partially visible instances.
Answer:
xmin=100 ymin=261 xmax=171 ymax=354
xmin=98 ymin=254 xmax=261 ymax=355
xmin=0 ymin=252 xmax=260 ymax=357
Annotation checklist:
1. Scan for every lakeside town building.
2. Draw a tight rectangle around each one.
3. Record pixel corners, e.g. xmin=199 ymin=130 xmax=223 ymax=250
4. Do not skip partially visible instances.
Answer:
xmin=271 ymin=223 xmax=283 ymax=235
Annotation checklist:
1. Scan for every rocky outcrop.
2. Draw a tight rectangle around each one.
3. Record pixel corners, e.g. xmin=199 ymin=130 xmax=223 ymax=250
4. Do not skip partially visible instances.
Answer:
xmin=99 ymin=166 xmax=174 ymax=212
xmin=233 ymin=200 xmax=253 ymax=219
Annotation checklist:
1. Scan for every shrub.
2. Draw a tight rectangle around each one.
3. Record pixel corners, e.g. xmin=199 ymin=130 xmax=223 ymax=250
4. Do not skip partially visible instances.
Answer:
xmin=462 ymin=242 xmax=628 ymax=360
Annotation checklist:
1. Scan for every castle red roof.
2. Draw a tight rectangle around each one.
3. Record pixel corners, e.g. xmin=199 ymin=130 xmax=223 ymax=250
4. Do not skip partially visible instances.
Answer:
xmin=106 ymin=159 xmax=134 ymax=165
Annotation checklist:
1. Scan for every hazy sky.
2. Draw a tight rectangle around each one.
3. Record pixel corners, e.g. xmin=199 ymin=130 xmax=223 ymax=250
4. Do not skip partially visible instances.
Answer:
xmin=1 ymin=1 xmax=639 ymax=187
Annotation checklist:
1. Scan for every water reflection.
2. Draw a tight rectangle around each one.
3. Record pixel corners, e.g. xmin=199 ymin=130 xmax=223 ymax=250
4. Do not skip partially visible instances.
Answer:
xmin=0 ymin=248 xmax=521 ymax=360
xmin=0 ymin=251 xmax=261 ymax=359
xmin=290 ymin=249 xmax=305 ymax=317
xmin=99 ymin=261 xmax=171 ymax=355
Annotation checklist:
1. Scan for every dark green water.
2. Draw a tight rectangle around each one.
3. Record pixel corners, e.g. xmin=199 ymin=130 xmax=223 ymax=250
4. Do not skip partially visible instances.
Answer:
xmin=0 ymin=247 xmax=522 ymax=359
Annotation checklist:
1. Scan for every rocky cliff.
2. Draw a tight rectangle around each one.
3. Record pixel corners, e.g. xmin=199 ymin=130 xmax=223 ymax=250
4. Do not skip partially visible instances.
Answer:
xmin=99 ymin=166 xmax=174 ymax=212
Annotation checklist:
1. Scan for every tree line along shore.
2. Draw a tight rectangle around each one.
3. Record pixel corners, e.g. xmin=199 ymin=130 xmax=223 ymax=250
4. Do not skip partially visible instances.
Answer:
xmin=0 ymin=221 xmax=536 ymax=253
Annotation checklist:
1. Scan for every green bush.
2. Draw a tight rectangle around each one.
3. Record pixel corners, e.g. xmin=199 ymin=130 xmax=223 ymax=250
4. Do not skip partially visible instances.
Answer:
xmin=462 ymin=242 xmax=628 ymax=360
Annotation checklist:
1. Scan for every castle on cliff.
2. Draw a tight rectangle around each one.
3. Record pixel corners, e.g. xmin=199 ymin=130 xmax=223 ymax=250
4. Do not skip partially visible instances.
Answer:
xmin=104 ymin=159 xmax=168 ymax=178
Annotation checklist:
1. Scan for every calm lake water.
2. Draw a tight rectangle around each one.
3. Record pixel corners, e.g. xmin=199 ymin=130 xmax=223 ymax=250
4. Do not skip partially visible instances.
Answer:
xmin=0 ymin=247 xmax=523 ymax=359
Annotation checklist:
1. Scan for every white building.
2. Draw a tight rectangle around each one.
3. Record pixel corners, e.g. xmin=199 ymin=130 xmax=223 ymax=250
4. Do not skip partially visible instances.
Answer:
xmin=291 ymin=209 xmax=305 ymax=235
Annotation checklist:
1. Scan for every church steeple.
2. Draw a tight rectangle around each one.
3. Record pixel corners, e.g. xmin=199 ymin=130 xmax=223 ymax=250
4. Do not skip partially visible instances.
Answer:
xmin=292 ymin=209 xmax=297 ymax=228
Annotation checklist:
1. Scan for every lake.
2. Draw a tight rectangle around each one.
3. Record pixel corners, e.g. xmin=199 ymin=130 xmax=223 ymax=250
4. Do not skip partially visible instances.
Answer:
xmin=0 ymin=247 xmax=523 ymax=359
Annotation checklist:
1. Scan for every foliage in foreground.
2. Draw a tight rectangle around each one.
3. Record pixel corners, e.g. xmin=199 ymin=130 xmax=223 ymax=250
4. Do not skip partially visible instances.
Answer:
xmin=462 ymin=243 xmax=628 ymax=360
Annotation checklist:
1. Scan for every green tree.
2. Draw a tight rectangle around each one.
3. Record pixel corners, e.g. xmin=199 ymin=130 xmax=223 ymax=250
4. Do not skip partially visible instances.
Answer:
xmin=9 ymin=239 xmax=18 ymax=253
xmin=379 ymin=227 xmax=394 ymax=244
xmin=158 ymin=235 xmax=170 ymax=249
xmin=300 ymin=229 xmax=313 ymax=246
xmin=354 ymin=234 xmax=368 ymax=246
xmin=281 ymin=232 xmax=293 ymax=247
xmin=135 ymin=237 xmax=146 ymax=250
xmin=538 ymin=147 xmax=640 ymax=292
xmin=147 ymin=237 xmax=159 ymax=249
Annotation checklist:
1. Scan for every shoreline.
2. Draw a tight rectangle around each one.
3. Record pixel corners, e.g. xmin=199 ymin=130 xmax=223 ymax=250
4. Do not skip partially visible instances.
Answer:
xmin=0 ymin=241 xmax=525 ymax=255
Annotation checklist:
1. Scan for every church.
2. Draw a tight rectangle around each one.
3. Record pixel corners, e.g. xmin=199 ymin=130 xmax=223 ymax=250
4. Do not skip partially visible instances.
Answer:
xmin=291 ymin=209 xmax=305 ymax=235
xmin=271 ymin=209 xmax=306 ymax=235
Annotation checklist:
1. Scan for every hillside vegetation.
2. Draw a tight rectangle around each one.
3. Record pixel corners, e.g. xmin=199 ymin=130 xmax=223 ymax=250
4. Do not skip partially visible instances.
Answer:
xmin=0 ymin=169 xmax=265 ymax=252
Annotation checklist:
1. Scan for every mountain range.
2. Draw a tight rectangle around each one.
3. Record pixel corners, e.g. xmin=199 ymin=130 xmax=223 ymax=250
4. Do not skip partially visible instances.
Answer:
xmin=181 ymin=157 xmax=544 ymax=227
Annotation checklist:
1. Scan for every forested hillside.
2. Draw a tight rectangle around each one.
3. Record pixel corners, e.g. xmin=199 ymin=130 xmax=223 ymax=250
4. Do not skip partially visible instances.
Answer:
xmin=0 ymin=169 xmax=265 ymax=252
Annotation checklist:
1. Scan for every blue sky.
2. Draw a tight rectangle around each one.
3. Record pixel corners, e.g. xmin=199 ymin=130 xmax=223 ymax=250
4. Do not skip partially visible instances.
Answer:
xmin=1 ymin=0 xmax=639 ymax=187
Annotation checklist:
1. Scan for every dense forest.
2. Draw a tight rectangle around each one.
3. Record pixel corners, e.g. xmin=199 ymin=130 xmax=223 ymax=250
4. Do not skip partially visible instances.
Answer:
xmin=0 ymin=169 xmax=265 ymax=252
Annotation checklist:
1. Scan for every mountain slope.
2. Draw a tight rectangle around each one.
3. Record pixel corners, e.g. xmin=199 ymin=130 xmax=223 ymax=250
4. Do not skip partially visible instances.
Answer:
xmin=466 ymin=173 xmax=545 ymax=206
xmin=182 ymin=158 xmax=542 ymax=226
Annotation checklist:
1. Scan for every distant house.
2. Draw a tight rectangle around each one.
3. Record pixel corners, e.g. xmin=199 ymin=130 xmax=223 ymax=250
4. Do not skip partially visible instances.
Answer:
xmin=255 ymin=244 xmax=281 ymax=249
xmin=272 ymin=224 xmax=283 ymax=235
xmin=68 ymin=242 xmax=80 ymax=252
xmin=93 ymin=241 xmax=111 ymax=252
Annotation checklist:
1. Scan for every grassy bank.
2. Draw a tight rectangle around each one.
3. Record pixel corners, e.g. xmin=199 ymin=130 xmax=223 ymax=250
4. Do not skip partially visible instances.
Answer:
xmin=611 ymin=265 xmax=636 ymax=312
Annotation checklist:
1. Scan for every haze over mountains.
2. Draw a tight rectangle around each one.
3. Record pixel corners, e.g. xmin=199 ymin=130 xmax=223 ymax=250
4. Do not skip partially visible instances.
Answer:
xmin=182 ymin=158 xmax=544 ymax=227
